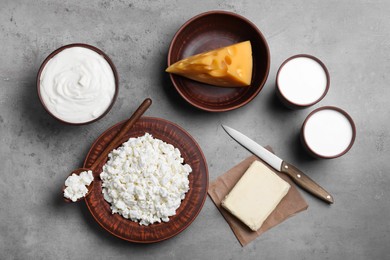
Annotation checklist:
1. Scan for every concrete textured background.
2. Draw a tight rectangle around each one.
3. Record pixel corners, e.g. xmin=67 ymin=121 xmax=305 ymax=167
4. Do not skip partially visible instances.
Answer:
xmin=1 ymin=0 xmax=389 ymax=259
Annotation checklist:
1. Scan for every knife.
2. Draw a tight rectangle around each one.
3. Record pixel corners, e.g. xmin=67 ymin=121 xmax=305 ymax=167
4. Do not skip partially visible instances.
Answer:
xmin=221 ymin=125 xmax=334 ymax=204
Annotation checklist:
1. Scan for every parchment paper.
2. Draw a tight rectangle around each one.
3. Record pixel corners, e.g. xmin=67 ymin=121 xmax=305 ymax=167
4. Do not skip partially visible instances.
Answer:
xmin=208 ymin=148 xmax=308 ymax=246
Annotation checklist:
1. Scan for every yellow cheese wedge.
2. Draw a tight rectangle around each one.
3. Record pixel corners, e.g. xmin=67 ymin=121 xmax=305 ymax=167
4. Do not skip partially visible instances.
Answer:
xmin=166 ymin=41 xmax=253 ymax=87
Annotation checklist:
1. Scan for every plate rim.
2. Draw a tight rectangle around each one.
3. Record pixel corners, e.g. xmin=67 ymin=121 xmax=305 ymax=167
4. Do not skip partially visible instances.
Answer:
xmin=167 ymin=10 xmax=271 ymax=112
xmin=83 ymin=116 xmax=209 ymax=243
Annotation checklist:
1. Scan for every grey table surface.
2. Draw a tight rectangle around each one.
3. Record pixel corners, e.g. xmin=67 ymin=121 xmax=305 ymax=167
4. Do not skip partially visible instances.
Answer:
xmin=1 ymin=0 xmax=390 ymax=259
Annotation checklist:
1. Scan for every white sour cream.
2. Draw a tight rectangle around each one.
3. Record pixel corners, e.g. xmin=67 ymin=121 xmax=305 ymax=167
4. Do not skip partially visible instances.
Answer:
xmin=303 ymin=109 xmax=354 ymax=157
xmin=39 ymin=46 xmax=116 ymax=124
xmin=278 ymin=57 xmax=327 ymax=105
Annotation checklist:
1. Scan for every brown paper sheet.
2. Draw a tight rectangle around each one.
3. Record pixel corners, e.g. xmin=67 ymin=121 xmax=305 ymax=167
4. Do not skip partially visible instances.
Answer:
xmin=208 ymin=148 xmax=308 ymax=247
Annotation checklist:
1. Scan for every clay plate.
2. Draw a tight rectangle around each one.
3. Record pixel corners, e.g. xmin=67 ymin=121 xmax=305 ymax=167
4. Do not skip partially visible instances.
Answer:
xmin=84 ymin=117 xmax=208 ymax=243
xmin=36 ymin=43 xmax=119 ymax=125
xmin=167 ymin=10 xmax=270 ymax=112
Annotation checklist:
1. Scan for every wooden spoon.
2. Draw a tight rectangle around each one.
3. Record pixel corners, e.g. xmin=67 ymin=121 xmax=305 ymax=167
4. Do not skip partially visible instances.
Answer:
xmin=63 ymin=98 xmax=152 ymax=203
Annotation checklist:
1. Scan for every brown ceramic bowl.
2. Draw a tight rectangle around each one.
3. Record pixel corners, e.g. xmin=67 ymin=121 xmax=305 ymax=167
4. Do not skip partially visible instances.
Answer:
xmin=276 ymin=54 xmax=330 ymax=109
xmin=36 ymin=43 xmax=119 ymax=125
xmin=167 ymin=11 xmax=270 ymax=112
xmin=301 ymin=106 xmax=356 ymax=159
xmin=84 ymin=117 xmax=208 ymax=243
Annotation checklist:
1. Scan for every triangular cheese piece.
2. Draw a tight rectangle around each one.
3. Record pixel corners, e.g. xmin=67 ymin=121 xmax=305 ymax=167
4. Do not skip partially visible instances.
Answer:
xmin=166 ymin=41 xmax=253 ymax=87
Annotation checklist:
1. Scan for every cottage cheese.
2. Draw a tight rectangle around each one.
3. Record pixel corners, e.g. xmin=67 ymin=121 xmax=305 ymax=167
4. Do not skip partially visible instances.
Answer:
xmin=64 ymin=170 xmax=94 ymax=202
xmin=100 ymin=133 xmax=192 ymax=226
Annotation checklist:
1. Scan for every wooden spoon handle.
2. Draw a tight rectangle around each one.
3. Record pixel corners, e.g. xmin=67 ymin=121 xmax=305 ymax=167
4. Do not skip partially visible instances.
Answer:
xmin=90 ymin=98 xmax=152 ymax=171
xmin=281 ymin=161 xmax=334 ymax=204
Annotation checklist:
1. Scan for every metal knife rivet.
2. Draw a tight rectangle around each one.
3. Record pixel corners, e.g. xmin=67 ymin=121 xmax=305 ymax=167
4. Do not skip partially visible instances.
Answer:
xmin=285 ymin=165 xmax=288 ymax=169
xmin=297 ymin=174 xmax=301 ymax=178
xmin=327 ymin=195 xmax=331 ymax=199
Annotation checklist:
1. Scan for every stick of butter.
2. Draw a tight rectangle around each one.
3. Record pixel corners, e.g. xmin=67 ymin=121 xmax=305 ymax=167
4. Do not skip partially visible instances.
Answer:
xmin=221 ymin=160 xmax=290 ymax=231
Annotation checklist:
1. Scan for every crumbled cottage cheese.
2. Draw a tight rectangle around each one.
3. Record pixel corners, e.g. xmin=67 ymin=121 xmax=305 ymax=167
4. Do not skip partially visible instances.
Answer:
xmin=64 ymin=170 xmax=94 ymax=202
xmin=100 ymin=133 xmax=192 ymax=226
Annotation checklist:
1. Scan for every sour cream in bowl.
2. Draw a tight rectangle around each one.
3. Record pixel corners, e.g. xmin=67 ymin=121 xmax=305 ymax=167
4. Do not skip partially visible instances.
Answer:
xmin=37 ymin=44 xmax=118 ymax=125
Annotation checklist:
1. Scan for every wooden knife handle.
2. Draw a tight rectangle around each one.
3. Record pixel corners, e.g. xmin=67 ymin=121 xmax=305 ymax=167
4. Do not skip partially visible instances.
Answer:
xmin=281 ymin=161 xmax=334 ymax=204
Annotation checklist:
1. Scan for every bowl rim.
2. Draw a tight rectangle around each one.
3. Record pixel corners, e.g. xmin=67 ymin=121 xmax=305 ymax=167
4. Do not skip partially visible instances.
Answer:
xmin=167 ymin=10 xmax=270 ymax=112
xmin=36 ymin=43 xmax=119 ymax=125
xmin=301 ymin=106 xmax=356 ymax=159
xmin=276 ymin=54 xmax=330 ymax=108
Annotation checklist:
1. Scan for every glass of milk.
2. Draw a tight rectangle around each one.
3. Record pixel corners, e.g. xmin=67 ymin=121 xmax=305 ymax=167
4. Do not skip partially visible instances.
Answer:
xmin=276 ymin=54 xmax=330 ymax=109
xmin=301 ymin=106 xmax=356 ymax=159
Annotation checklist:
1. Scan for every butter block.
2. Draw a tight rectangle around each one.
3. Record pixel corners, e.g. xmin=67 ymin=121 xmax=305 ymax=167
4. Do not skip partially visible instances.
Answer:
xmin=166 ymin=41 xmax=253 ymax=87
xmin=221 ymin=160 xmax=290 ymax=231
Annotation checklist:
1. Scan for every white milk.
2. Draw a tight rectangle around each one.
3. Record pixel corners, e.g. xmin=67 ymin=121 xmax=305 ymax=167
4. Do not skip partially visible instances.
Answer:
xmin=303 ymin=109 xmax=353 ymax=157
xmin=278 ymin=57 xmax=327 ymax=105
xmin=40 ymin=47 xmax=116 ymax=123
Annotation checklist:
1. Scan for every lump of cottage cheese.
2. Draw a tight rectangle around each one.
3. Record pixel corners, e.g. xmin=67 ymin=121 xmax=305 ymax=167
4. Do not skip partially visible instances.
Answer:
xmin=64 ymin=170 xmax=94 ymax=202
xmin=100 ymin=133 xmax=192 ymax=226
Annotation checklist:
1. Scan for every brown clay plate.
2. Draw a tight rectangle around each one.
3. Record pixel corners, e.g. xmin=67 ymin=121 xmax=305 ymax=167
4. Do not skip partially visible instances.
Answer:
xmin=84 ymin=117 xmax=208 ymax=243
xmin=167 ymin=10 xmax=270 ymax=112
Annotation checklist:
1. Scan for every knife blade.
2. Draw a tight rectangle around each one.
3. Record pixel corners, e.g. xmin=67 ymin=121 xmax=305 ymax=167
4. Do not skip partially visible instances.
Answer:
xmin=222 ymin=124 xmax=334 ymax=204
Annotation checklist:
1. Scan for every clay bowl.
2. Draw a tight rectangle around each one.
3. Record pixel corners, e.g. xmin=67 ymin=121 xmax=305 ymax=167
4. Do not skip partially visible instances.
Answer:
xmin=84 ymin=117 xmax=208 ymax=243
xmin=36 ymin=43 xmax=119 ymax=125
xmin=63 ymin=168 xmax=94 ymax=203
xmin=167 ymin=10 xmax=270 ymax=112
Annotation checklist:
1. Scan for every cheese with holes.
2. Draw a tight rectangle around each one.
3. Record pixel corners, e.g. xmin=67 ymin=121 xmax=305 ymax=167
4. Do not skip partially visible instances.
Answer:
xmin=221 ymin=160 xmax=290 ymax=231
xmin=166 ymin=41 xmax=253 ymax=87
